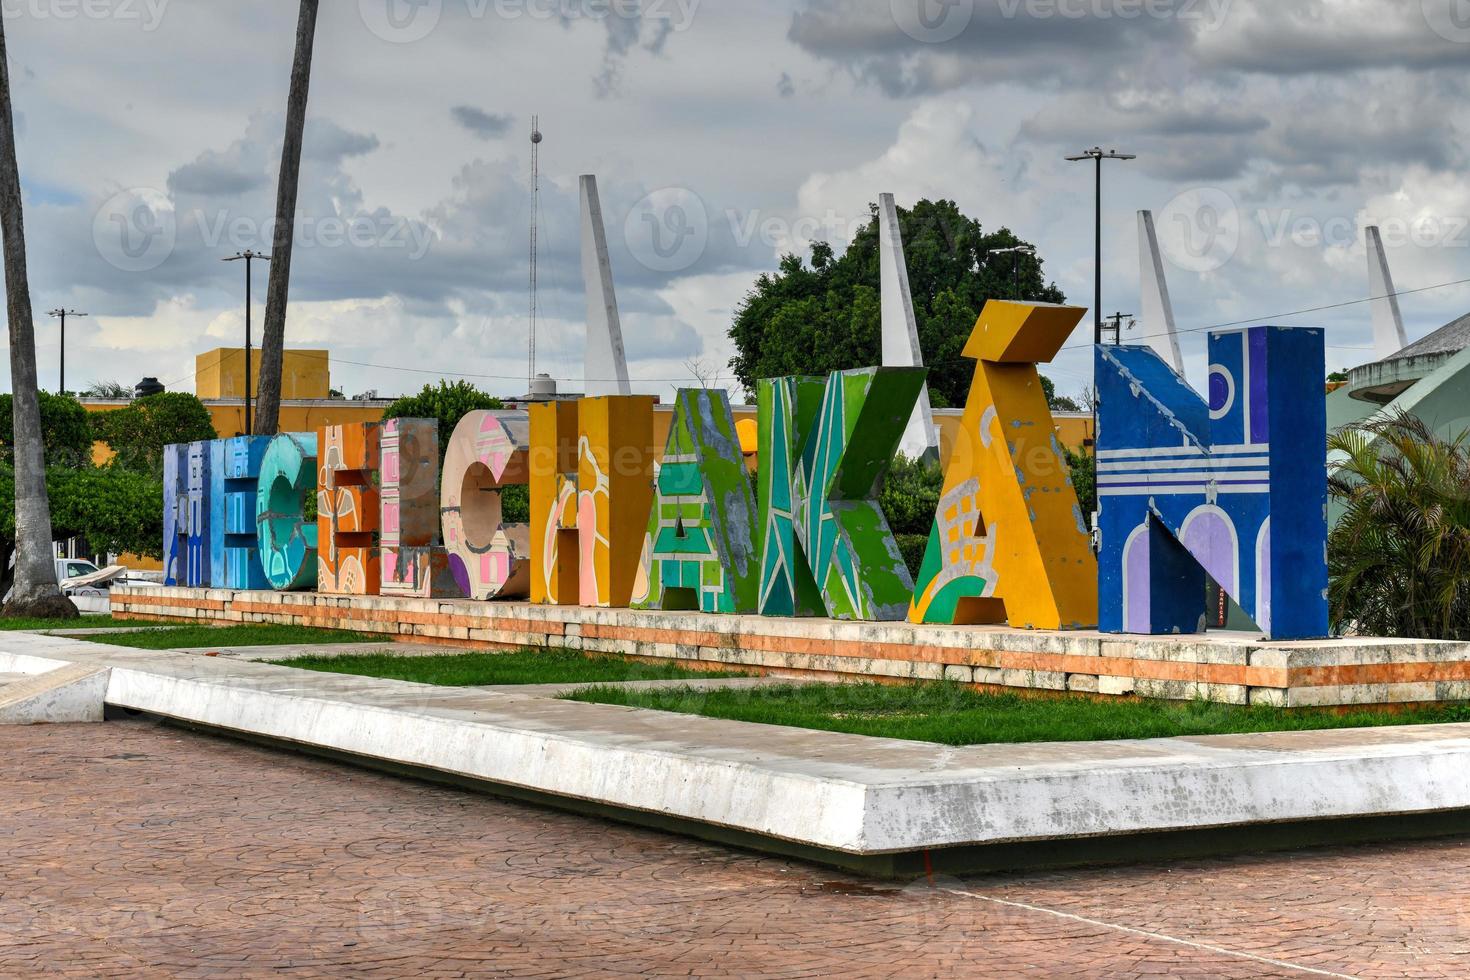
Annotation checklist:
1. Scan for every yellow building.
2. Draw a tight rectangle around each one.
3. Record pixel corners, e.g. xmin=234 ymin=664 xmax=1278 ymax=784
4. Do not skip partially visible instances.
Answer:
xmin=195 ymin=347 xmax=332 ymax=402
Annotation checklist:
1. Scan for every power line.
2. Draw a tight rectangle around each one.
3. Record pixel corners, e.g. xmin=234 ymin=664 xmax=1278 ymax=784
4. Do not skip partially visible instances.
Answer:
xmin=156 ymin=272 xmax=1470 ymax=395
xmin=1064 ymin=275 xmax=1470 ymax=353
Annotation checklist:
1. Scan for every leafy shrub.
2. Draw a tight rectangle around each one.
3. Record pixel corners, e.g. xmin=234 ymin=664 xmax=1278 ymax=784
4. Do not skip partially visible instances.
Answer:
xmin=91 ymin=392 xmax=216 ymax=476
xmin=381 ymin=381 xmax=504 ymax=460
xmin=879 ymin=453 xmax=944 ymax=537
xmin=1328 ymin=413 xmax=1470 ymax=639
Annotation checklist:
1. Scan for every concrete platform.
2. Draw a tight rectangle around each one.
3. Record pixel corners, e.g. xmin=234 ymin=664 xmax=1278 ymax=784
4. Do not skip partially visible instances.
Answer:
xmin=114 ymin=586 xmax=1470 ymax=707
xmin=0 ymin=661 xmax=108 ymax=724
xmin=4 ymin=630 xmax=1470 ymax=872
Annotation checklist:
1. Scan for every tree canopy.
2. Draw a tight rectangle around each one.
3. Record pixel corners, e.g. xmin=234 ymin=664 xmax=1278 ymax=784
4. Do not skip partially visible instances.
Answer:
xmin=381 ymin=380 xmax=527 ymax=523
xmin=91 ymin=392 xmax=217 ymax=476
xmin=0 ymin=391 xmax=92 ymax=468
xmin=728 ymin=198 xmax=1067 ymax=408
xmin=382 ymin=381 xmax=505 ymax=460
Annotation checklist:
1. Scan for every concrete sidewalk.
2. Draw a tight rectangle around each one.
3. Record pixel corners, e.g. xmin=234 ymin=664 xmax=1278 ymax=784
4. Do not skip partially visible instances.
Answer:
xmin=4 ymin=630 xmax=1470 ymax=870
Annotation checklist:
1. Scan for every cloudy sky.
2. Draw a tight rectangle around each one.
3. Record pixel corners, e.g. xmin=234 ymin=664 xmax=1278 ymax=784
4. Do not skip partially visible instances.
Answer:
xmin=8 ymin=0 xmax=1470 ymax=403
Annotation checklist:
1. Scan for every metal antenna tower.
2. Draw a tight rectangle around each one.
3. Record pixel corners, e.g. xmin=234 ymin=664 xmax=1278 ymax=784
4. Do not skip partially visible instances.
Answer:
xmin=528 ymin=115 xmax=542 ymax=387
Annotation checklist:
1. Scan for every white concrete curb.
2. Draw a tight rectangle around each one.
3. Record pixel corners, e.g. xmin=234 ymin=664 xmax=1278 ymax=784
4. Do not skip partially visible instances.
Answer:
xmin=4 ymin=631 xmax=1470 ymax=854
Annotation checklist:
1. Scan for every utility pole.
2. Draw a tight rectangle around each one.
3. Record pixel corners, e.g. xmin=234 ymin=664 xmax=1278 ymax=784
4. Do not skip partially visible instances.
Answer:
xmin=223 ymin=250 xmax=270 ymax=435
xmin=46 ymin=309 xmax=86 ymax=395
xmin=528 ymin=115 xmax=541 ymax=388
xmin=1065 ymin=147 xmax=1135 ymax=344
xmin=1104 ymin=311 xmax=1133 ymax=346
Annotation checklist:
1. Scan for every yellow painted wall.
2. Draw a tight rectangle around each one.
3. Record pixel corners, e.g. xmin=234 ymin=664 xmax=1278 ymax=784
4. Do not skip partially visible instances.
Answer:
xmin=196 ymin=348 xmax=331 ymax=401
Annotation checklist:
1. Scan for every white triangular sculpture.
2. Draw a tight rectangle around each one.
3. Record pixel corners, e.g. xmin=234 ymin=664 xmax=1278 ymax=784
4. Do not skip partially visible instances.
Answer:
xmin=581 ymin=174 xmax=632 ymax=397
xmin=1136 ymin=210 xmax=1185 ymax=375
xmin=878 ymin=193 xmax=939 ymax=461
xmin=1366 ymin=225 xmax=1408 ymax=360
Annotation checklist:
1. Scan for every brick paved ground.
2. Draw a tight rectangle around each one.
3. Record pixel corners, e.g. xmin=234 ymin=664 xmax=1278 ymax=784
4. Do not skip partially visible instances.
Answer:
xmin=2 ymin=722 xmax=1467 ymax=978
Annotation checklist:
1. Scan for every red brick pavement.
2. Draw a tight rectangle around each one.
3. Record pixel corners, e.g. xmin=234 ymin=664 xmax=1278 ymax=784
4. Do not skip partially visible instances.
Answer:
xmin=1 ymin=721 xmax=1467 ymax=978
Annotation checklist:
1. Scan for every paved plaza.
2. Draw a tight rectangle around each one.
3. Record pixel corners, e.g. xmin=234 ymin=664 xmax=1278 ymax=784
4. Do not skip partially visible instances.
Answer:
xmin=2 ymin=723 xmax=1467 ymax=977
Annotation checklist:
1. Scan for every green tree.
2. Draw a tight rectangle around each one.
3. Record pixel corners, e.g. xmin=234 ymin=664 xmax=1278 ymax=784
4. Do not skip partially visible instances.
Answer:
xmin=381 ymin=381 xmax=527 ymax=523
xmin=1065 ymin=447 xmax=1096 ymax=519
xmin=91 ymin=392 xmax=217 ymax=476
xmin=381 ymin=381 xmax=505 ymax=458
xmin=729 ymin=198 xmax=1066 ymax=406
xmin=0 ymin=463 xmax=162 ymax=598
xmin=0 ymin=391 xmax=92 ymax=468
xmin=880 ymin=454 xmax=944 ymax=578
xmin=1040 ymin=376 xmax=1083 ymax=413
xmin=1328 ymin=413 xmax=1470 ymax=639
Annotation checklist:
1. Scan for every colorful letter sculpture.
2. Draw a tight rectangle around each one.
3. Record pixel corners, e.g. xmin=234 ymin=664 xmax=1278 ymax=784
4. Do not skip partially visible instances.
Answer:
xmin=1095 ymin=326 xmax=1328 ymax=640
xmin=756 ymin=376 xmax=825 ymax=618
xmin=529 ymin=401 xmax=581 ymax=605
xmin=530 ymin=396 xmax=655 ymax=607
xmin=632 ymin=389 xmax=759 ymax=613
xmin=760 ymin=368 xmax=925 ymax=621
xmin=909 ymin=301 xmax=1098 ymax=629
xmin=162 ymin=443 xmax=187 ymax=587
xmin=255 ymin=432 xmax=319 ymax=591
xmin=439 ymin=411 xmax=531 ymax=600
xmin=211 ymin=436 xmax=272 ymax=590
xmin=163 ymin=441 xmax=213 ymax=588
xmin=381 ymin=419 xmax=458 ymax=598
xmin=318 ymin=423 xmax=383 ymax=595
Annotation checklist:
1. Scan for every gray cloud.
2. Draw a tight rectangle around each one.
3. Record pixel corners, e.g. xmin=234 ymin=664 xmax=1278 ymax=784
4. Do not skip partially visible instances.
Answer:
xmin=450 ymin=106 xmax=514 ymax=139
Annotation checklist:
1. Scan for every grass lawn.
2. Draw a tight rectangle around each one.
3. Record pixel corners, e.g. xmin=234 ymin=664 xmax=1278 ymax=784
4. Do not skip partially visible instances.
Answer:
xmin=270 ymin=648 xmax=749 ymax=686
xmin=0 ymin=615 xmax=141 ymax=631
xmin=84 ymin=624 xmax=383 ymax=650
xmin=563 ymin=681 xmax=1470 ymax=745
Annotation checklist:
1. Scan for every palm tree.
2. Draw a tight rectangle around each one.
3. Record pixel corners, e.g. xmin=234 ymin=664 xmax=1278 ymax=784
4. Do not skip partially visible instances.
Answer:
xmin=255 ymin=0 xmax=320 ymax=436
xmin=1328 ymin=412 xmax=1470 ymax=639
xmin=0 ymin=18 xmax=74 ymax=618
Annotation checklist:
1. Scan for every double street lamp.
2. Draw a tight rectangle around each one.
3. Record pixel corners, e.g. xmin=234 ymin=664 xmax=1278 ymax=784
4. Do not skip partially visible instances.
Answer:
xmin=46 ymin=309 xmax=87 ymax=395
xmin=989 ymin=244 xmax=1036 ymax=301
xmin=1065 ymin=147 xmax=1135 ymax=345
xmin=222 ymin=250 xmax=271 ymax=435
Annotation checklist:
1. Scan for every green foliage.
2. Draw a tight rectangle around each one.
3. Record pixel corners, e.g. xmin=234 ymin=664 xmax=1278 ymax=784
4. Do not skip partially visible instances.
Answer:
xmin=566 ymin=679 xmax=1470 ymax=746
xmin=88 ymin=624 xmax=380 ymax=650
xmin=91 ymin=392 xmax=217 ymax=476
xmin=270 ymin=648 xmax=749 ymax=686
xmin=0 ymin=392 xmax=93 ymax=468
xmin=1065 ymin=448 xmax=1096 ymax=519
xmin=381 ymin=381 xmax=527 ymax=522
xmin=82 ymin=380 xmax=133 ymax=399
xmin=728 ymin=198 xmax=1065 ymax=404
xmin=1041 ymin=375 xmax=1082 ymax=413
xmin=48 ymin=466 xmax=164 ymax=559
xmin=879 ymin=453 xmax=943 ymax=537
xmin=0 ymin=462 xmax=163 ymax=571
xmin=1327 ymin=413 xmax=1470 ymax=639
xmin=381 ymin=381 xmax=504 ymax=458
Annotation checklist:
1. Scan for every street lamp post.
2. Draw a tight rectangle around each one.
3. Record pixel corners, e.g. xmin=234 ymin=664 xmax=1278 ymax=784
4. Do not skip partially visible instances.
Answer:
xmin=990 ymin=244 xmax=1036 ymax=301
xmin=1065 ymin=147 xmax=1135 ymax=344
xmin=223 ymin=250 xmax=271 ymax=435
xmin=46 ymin=309 xmax=87 ymax=395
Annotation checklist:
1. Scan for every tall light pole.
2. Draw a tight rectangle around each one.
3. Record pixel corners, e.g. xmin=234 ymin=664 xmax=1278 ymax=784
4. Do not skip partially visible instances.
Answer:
xmin=46 ymin=309 xmax=86 ymax=395
xmin=223 ymin=250 xmax=270 ymax=435
xmin=990 ymin=244 xmax=1036 ymax=300
xmin=1065 ymin=147 xmax=1135 ymax=344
